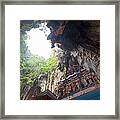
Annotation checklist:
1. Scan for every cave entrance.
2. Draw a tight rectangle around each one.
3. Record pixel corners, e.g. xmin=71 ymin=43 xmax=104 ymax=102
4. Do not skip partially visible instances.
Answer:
xmin=26 ymin=22 xmax=51 ymax=59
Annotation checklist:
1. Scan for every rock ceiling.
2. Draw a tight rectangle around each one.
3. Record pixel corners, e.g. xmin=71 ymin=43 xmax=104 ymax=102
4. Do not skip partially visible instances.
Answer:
xmin=20 ymin=20 xmax=100 ymax=54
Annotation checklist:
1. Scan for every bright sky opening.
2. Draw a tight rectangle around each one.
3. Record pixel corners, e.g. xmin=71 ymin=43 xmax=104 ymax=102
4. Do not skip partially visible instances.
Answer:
xmin=27 ymin=26 xmax=51 ymax=59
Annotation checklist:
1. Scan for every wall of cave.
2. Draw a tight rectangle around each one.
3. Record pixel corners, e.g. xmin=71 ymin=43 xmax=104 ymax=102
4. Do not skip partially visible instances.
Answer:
xmin=46 ymin=20 xmax=100 ymax=98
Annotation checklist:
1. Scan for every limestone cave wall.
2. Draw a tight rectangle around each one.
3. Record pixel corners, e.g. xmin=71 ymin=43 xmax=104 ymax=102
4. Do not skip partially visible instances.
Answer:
xmin=46 ymin=20 xmax=100 ymax=99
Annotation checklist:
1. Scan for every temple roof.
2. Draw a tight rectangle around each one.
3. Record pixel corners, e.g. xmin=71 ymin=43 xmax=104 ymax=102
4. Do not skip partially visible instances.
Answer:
xmin=36 ymin=89 xmax=57 ymax=100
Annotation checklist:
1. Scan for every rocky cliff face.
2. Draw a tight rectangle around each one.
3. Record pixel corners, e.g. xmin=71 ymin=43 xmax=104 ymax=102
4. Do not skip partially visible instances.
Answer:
xmin=46 ymin=20 xmax=100 ymax=98
xmin=47 ymin=20 xmax=100 ymax=54
xmin=48 ymin=45 xmax=99 ymax=98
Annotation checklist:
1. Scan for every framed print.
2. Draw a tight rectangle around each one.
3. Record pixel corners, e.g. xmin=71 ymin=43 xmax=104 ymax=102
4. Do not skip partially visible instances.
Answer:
xmin=0 ymin=0 xmax=119 ymax=119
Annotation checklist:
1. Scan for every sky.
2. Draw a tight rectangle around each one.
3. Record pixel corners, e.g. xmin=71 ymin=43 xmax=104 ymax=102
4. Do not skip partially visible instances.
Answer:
xmin=26 ymin=27 xmax=51 ymax=59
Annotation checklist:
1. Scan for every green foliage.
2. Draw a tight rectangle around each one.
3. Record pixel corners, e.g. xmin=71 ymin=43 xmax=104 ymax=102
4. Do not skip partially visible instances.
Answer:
xmin=41 ymin=54 xmax=58 ymax=73
xmin=20 ymin=22 xmax=58 ymax=99
xmin=20 ymin=33 xmax=30 ymax=61
xmin=20 ymin=50 xmax=57 ymax=85
xmin=20 ymin=29 xmax=57 ymax=87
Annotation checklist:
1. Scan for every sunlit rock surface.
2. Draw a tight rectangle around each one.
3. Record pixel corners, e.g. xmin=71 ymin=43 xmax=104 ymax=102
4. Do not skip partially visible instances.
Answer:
xmin=48 ymin=46 xmax=100 ymax=98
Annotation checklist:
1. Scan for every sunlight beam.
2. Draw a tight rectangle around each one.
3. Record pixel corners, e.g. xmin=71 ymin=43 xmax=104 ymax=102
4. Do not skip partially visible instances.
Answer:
xmin=27 ymin=26 xmax=51 ymax=59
